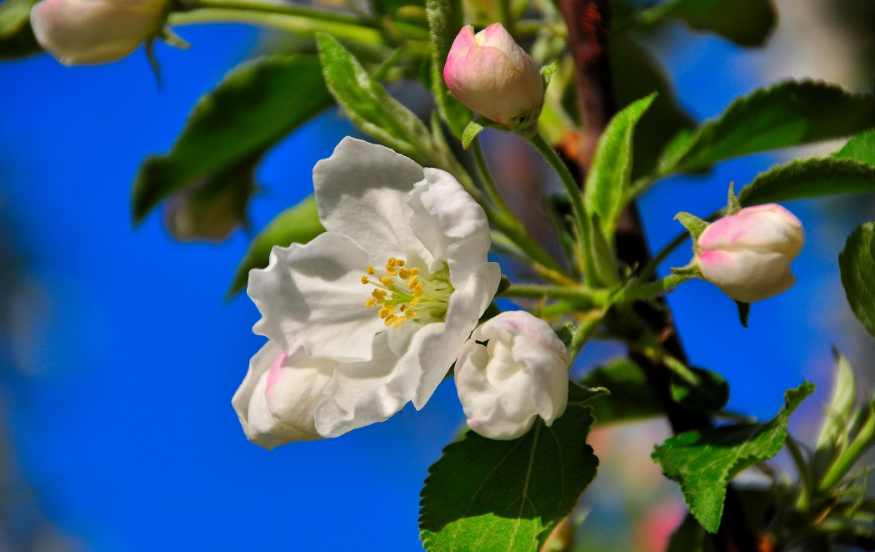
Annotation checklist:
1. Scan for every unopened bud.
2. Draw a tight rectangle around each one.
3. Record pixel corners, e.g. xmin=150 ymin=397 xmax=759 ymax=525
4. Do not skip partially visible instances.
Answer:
xmin=455 ymin=311 xmax=570 ymax=440
xmin=30 ymin=0 xmax=167 ymax=65
xmin=695 ymin=204 xmax=804 ymax=303
xmin=444 ymin=23 xmax=544 ymax=128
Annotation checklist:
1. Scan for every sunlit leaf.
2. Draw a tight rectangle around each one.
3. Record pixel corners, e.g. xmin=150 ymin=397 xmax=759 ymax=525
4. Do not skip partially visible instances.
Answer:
xmin=737 ymin=158 xmax=875 ymax=207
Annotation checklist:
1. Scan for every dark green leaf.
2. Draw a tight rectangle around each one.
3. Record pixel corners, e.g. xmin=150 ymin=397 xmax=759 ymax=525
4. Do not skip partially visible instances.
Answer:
xmin=835 ymin=127 xmax=875 ymax=166
xmin=638 ymin=0 xmax=776 ymax=47
xmin=652 ymin=382 xmax=814 ymax=533
xmin=610 ymin=32 xmax=696 ymax=177
xmin=584 ymin=93 xmax=655 ymax=240
xmin=132 ymin=55 xmax=331 ymax=222
xmin=581 ymin=358 xmax=662 ymax=426
xmin=426 ymin=0 xmax=470 ymax=138
xmin=0 ymin=0 xmax=41 ymax=59
xmin=666 ymin=513 xmax=716 ymax=552
xmin=670 ymin=367 xmax=729 ymax=413
xmin=737 ymin=158 xmax=875 ymax=207
xmin=657 ymin=81 xmax=875 ymax=176
xmin=419 ymin=397 xmax=599 ymax=552
xmin=839 ymin=223 xmax=875 ymax=339
xmin=228 ymin=196 xmax=324 ymax=297
xmin=554 ymin=323 xmax=576 ymax=349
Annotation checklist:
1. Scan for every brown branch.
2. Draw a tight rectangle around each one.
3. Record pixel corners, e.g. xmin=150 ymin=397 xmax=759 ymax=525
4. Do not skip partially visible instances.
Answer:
xmin=555 ymin=1 xmax=756 ymax=551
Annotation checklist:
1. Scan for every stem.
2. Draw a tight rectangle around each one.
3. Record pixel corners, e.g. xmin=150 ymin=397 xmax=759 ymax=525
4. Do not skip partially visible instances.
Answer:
xmin=612 ymin=272 xmax=695 ymax=303
xmin=471 ymin=138 xmax=507 ymax=211
xmin=638 ymin=231 xmax=690 ymax=282
xmin=498 ymin=284 xmax=607 ymax=307
xmin=529 ymin=133 xmax=594 ymax=283
xmin=568 ymin=309 xmax=606 ymax=358
xmin=786 ymin=436 xmax=814 ymax=510
xmin=819 ymin=407 xmax=875 ymax=493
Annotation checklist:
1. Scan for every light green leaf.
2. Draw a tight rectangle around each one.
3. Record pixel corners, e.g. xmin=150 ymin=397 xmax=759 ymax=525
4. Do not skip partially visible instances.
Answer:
xmin=835 ymin=127 xmax=875 ymax=166
xmin=426 ymin=0 xmax=470 ymax=138
xmin=132 ymin=55 xmax=331 ymax=222
xmin=462 ymin=120 xmax=486 ymax=149
xmin=610 ymin=33 xmax=696 ymax=177
xmin=670 ymin=367 xmax=729 ymax=413
xmin=811 ymin=349 xmax=858 ymax=481
xmin=839 ymin=223 xmax=875 ymax=339
xmin=584 ymin=93 xmax=655 ymax=240
xmin=581 ymin=358 xmax=662 ymax=426
xmin=737 ymin=158 xmax=875 ymax=208
xmin=637 ymin=0 xmax=776 ymax=47
xmin=228 ymin=196 xmax=324 ymax=297
xmin=0 ymin=0 xmax=41 ymax=59
xmin=419 ymin=396 xmax=599 ymax=552
xmin=652 ymin=382 xmax=814 ymax=533
xmin=657 ymin=81 xmax=875 ymax=176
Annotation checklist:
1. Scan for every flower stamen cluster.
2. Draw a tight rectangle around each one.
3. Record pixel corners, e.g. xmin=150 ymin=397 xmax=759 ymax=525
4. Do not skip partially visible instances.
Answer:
xmin=362 ymin=258 xmax=452 ymax=327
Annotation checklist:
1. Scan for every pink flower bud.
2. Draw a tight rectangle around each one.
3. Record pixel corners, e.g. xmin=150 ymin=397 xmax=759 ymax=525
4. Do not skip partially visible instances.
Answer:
xmin=695 ymin=204 xmax=804 ymax=303
xmin=444 ymin=23 xmax=544 ymax=127
xmin=30 ymin=0 xmax=167 ymax=65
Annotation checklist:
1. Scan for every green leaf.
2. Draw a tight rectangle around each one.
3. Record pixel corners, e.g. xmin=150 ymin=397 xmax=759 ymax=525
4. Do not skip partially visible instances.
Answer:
xmin=839 ymin=223 xmax=875 ymax=339
xmin=835 ymin=127 xmax=875 ymax=166
xmin=0 ymin=0 xmax=41 ymax=59
xmin=419 ymin=396 xmax=599 ymax=552
xmin=674 ymin=212 xmax=708 ymax=240
xmin=737 ymin=158 xmax=875 ymax=207
xmin=426 ymin=0 xmax=470 ymax=138
xmin=372 ymin=0 xmax=425 ymax=17
xmin=637 ymin=0 xmax=776 ymax=47
xmin=581 ymin=358 xmax=662 ymax=426
xmin=670 ymin=367 xmax=729 ymax=413
xmin=610 ymin=32 xmax=696 ymax=177
xmin=132 ymin=55 xmax=331 ymax=222
xmin=657 ymin=81 xmax=875 ymax=176
xmin=652 ymin=382 xmax=814 ymax=533
xmin=227 ymin=196 xmax=325 ymax=297
xmin=666 ymin=513 xmax=716 ymax=552
xmin=584 ymin=93 xmax=656 ymax=240
xmin=462 ymin=120 xmax=486 ymax=149
xmin=811 ymin=349 xmax=858 ymax=481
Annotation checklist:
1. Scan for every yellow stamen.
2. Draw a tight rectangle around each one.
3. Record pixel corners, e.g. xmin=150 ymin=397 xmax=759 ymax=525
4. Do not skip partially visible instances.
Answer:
xmin=405 ymin=310 xmax=416 ymax=319
xmin=411 ymin=297 xmax=420 ymax=306
xmin=372 ymin=289 xmax=387 ymax=298
xmin=413 ymin=288 xmax=424 ymax=298
xmin=407 ymin=275 xmax=419 ymax=288
xmin=367 ymin=266 xmax=375 ymax=275
xmin=396 ymin=259 xmax=405 ymax=267
xmin=384 ymin=315 xmax=397 ymax=326
xmin=386 ymin=266 xmax=398 ymax=276
xmin=361 ymin=276 xmax=369 ymax=284
xmin=365 ymin=297 xmax=377 ymax=308
xmin=387 ymin=258 xmax=396 ymax=267
xmin=393 ymin=317 xmax=404 ymax=328
xmin=410 ymin=268 xmax=420 ymax=276
xmin=378 ymin=306 xmax=393 ymax=318
xmin=399 ymin=267 xmax=411 ymax=279
xmin=380 ymin=277 xmax=394 ymax=287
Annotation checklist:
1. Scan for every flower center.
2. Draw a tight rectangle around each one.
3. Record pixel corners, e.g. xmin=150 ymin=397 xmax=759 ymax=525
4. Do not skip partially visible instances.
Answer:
xmin=361 ymin=257 xmax=453 ymax=328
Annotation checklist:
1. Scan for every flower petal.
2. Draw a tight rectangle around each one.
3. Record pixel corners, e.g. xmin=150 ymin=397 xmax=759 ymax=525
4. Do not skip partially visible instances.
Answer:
xmin=412 ymin=261 xmax=501 ymax=408
xmin=314 ymin=326 xmax=419 ymax=438
xmin=248 ymin=232 xmax=385 ymax=362
xmin=408 ymin=168 xmax=492 ymax=287
xmin=313 ymin=137 xmax=431 ymax=267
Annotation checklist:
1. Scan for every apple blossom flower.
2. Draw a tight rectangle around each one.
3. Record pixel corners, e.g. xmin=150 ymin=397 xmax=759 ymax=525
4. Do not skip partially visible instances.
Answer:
xmin=455 ymin=311 xmax=570 ymax=440
xmin=444 ymin=23 xmax=544 ymax=127
xmin=695 ymin=204 xmax=804 ymax=303
xmin=246 ymin=137 xmax=501 ymax=440
xmin=30 ymin=0 xmax=167 ymax=65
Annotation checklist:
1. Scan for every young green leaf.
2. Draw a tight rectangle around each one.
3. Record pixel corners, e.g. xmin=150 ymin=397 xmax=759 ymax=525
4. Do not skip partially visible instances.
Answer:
xmin=835 ymin=127 xmax=875 ymax=166
xmin=0 ymin=0 xmax=41 ymax=59
xmin=581 ymin=358 xmax=662 ymax=426
xmin=670 ymin=367 xmax=730 ymax=413
xmin=419 ymin=398 xmax=599 ymax=552
xmin=652 ymin=382 xmax=814 ymax=533
xmin=636 ymin=0 xmax=776 ymax=47
xmin=657 ymin=81 xmax=875 ymax=176
xmin=737 ymin=158 xmax=875 ymax=207
xmin=132 ymin=55 xmax=331 ymax=222
xmin=584 ymin=93 xmax=656 ymax=241
xmin=811 ymin=349 xmax=858 ymax=482
xmin=839 ymin=223 xmax=875 ymax=339
xmin=461 ymin=120 xmax=486 ymax=149
xmin=674 ymin=212 xmax=708 ymax=240
xmin=426 ymin=0 xmax=470 ymax=138
xmin=227 ymin=196 xmax=324 ymax=297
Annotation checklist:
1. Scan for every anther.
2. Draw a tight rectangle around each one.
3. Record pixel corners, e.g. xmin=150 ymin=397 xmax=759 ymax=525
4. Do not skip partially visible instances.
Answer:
xmin=405 ymin=310 xmax=416 ymax=319
xmin=365 ymin=297 xmax=377 ymax=308
xmin=399 ymin=267 xmax=411 ymax=279
xmin=367 ymin=266 xmax=375 ymax=275
xmin=396 ymin=259 xmax=405 ymax=267
xmin=361 ymin=276 xmax=369 ymax=284
xmin=393 ymin=317 xmax=404 ymax=328
xmin=387 ymin=258 xmax=396 ymax=267
xmin=378 ymin=306 xmax=393 ymax=318
xmin=399 ymin=304 xmax=407 ymax=312
xmin=372 ymin=289 xmax=387 ymax=298
xmin=380 ymin=277 xmax=394 ymax=287
xmin=410 ymin=268 xmax=420 ymax=276
xmin=384 ymin=315 xmax=397 ymax=326
xmin=407 ymin=275 xmax=419 ymax=288
xmin=411 ymin=297 xmax=420 ymax=306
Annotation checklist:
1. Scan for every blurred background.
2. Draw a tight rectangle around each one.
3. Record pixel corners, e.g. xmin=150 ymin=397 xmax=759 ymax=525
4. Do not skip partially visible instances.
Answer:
xmin=0 ymin=0 xmax=874 ymax=550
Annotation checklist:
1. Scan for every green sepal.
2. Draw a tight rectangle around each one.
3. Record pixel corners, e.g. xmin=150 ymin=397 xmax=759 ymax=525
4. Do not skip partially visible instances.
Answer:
xmin=726 ymin=181 xmax=741 ymax=214
xmin=554 ymin=323 xmax=577 ymax=349
xmin=670 ymin=264 xmax=703 ymax=278
xmin=674 ymin=212 xmax=709 ymax=241
xmin=541 ymin=62 xmax=558 ymax=89
xmin=461 ymin=120 xmax=486 ymax=150
xmin=735 ymin=301 xmax=750 ymax=328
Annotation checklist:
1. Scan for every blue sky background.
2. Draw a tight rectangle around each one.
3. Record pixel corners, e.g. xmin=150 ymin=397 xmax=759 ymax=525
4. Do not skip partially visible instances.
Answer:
xmin=0 ymin=14 xmax=870 ymax=552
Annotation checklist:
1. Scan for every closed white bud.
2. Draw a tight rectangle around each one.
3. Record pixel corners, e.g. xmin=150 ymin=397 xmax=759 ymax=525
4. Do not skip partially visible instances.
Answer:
xmin=455 ymin=311 xmax=570 ymax=440
xmin=695 ymin=204 xmax=804 ymax=303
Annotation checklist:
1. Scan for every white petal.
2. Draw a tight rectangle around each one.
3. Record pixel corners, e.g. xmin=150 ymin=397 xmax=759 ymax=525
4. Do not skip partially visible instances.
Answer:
xmin=312 ymin=137 xmax=431 ymax=267
xmin=314 ymin=326 xmax=419 ymax=438
xmin=248 ymin=232 xmax=385 ymax=362
xmin=408 ymin=168 xmax=492 ymax=287
xmin=412 ymin=261 xmax=502 ymax=409
xmin=264 ymin=348 xmax=336 ymax=439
